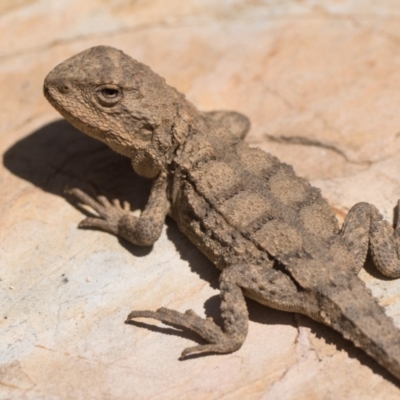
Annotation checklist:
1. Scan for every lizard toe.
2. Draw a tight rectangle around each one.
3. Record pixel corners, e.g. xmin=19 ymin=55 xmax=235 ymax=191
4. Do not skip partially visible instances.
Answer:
xmin=181 ymin=341 xmax=242 ymax=358
xmin=78 ymin=217 xmax=116 ymax=233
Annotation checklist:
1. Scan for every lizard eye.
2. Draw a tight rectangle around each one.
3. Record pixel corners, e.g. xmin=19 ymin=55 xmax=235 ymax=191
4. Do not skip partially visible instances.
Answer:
xmin=95 ymin=85 xmax=122 ymax=107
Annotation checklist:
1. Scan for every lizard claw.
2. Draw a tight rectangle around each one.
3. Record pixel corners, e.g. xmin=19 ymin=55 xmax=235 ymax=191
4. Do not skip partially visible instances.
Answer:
xmin=78 ymin=216 xmax=111 ymax=231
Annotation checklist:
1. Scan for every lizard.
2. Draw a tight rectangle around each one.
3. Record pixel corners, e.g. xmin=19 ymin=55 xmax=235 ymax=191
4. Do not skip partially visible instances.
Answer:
xmin=43 ymin=45 xmax=400 ymax=381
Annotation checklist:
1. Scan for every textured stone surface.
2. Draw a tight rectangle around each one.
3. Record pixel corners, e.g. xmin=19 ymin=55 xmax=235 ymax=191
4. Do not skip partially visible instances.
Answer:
xmin=2 ymin=1 xmax=400 ymax=399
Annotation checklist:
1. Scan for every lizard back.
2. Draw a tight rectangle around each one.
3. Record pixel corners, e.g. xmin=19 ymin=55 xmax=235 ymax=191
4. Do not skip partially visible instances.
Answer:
xmin=169 ymin=125 xmax=346 ymax=271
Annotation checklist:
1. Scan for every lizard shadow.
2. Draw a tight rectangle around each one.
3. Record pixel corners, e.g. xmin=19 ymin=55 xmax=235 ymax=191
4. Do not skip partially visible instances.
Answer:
xmin=3 ymin=118 xmax=226 ymax=272
xmin=3 ymin=119 xmax=154 ymax=258
xmin=4 ymin=119 xmax=399 ymax=385
xmin=2 ymin=118 xmax=237 ymax=287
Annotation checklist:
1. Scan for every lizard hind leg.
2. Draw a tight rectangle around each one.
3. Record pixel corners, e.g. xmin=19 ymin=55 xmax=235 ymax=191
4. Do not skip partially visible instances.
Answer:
xmin=126 ymin=264 xmax=308 ymax=357
xmin=340 ymin=201 xmax=400 ymax=278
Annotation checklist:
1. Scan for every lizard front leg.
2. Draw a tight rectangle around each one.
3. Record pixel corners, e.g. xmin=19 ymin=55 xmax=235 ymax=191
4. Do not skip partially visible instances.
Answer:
xmin=341 ymin=201 xmax=400 ymax=278
xmin=69 ymin=172 xmax=169 ymax=246
xmin=127 ymin=264 xmax=310 ymax=357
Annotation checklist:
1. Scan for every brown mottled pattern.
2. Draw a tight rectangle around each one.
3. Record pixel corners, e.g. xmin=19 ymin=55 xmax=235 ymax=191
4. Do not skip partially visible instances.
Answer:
xmin=253 ymin=220 xmax=304 ymax=258
xmin=268 ymin=164 xmax=311 ymax=207
xmin=219 ymin=191 xmax=273 ymax=231
xmin=190 ymin=161 xmax=243 ymax=203
xmin=236 ymin=143 xmax=280 ymax=177
xmin=174 ymin=130 xmax=339 ymax=268
xmin=299 ymin=199 xmax=340 ymax=240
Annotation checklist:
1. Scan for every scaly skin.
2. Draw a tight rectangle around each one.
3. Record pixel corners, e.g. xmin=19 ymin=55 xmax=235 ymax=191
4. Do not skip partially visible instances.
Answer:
xmin=44 ymin=46 xmax=400 ymax=381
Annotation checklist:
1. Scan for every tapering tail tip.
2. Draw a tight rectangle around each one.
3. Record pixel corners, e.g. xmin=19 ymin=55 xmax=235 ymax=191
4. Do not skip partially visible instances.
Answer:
xmin=320 ymin=275 xmax=400 ymax=382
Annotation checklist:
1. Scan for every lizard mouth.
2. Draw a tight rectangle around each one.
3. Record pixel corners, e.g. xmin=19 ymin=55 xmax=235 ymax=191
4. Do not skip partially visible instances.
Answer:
xmin=44 ymin=86 xmax=110 ymax=151
xmin=43 ymin=84 xmax=100 ymax=138
xmin=43 ymin=85 xmax=67 ymax=117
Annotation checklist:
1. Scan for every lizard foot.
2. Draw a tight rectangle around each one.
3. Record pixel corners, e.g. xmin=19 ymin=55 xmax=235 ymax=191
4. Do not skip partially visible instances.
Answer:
xmin=67 ymin=188 xmax=132 ymax=235
xmin=127 ymin=307 xmax=242 ymax=357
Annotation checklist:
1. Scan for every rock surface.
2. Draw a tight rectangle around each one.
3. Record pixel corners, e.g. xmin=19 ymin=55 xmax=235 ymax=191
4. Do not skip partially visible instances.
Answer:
xmin=2 ymin=1 xmax=400 ymax=399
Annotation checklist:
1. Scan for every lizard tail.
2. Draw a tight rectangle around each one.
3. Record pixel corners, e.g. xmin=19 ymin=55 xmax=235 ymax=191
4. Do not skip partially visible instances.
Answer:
xmin=318 ymin=273 xmax=400 ymax=381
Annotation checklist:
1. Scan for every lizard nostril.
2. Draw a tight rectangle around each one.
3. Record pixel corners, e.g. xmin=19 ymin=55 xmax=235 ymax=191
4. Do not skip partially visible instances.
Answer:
xmin=58 ymin=82 xmax=71 ymax=94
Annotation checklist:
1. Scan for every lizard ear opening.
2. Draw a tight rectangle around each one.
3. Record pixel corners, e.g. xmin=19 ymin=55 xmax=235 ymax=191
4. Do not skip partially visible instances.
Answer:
xmin=95 ymin=84 xmax=123 ymax=107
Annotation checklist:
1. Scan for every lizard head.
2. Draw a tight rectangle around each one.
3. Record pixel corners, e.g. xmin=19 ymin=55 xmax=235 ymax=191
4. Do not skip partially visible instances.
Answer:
xmin=44 ymin=46 xmax=191 ymax=178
